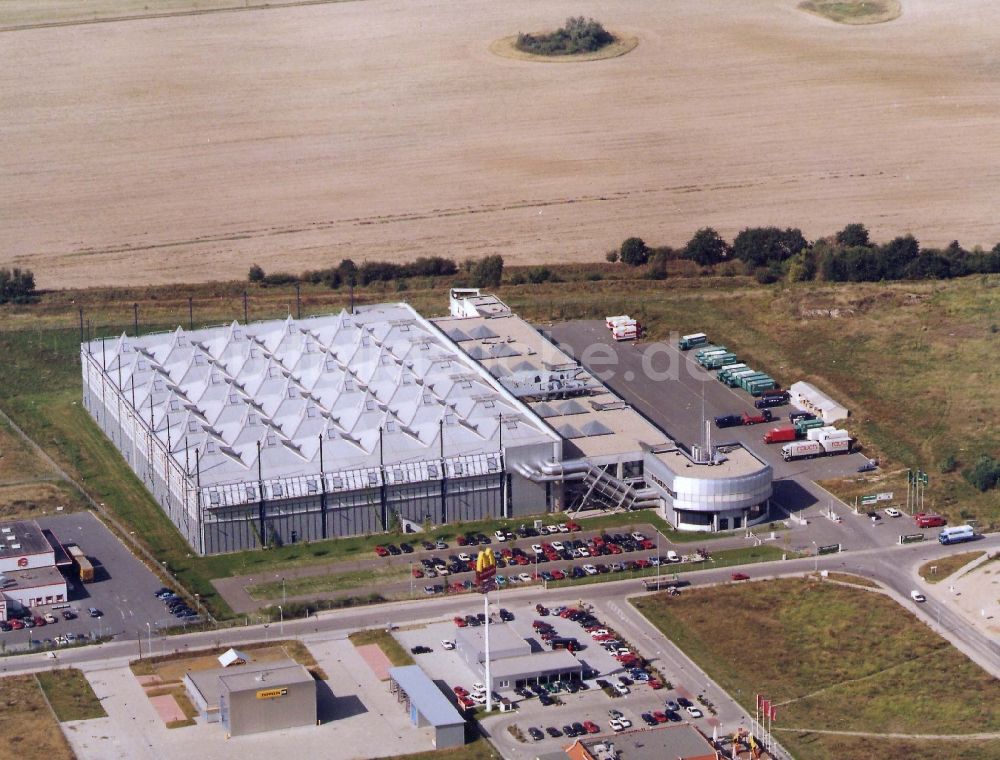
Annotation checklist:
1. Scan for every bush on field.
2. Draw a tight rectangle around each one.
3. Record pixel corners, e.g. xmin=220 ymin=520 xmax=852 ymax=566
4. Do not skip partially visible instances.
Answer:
xmin=964 ymin=455 xmax=1000 ymax=492
xmin=0 ymin=267 xmax=36 ymax=304
xmin=516 ymin=17 xmax=614 ymax=56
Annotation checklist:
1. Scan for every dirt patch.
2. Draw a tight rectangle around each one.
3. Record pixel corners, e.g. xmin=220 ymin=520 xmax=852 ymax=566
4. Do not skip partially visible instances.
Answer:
xmin=2 ymin=0 xmax=999 ymax=287
xmin=490 ymin=33 xmax=638 ymax=63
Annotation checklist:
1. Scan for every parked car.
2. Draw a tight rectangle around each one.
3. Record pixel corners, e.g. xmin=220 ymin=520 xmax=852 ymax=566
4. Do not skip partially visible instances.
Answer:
xmin=885 ymin=507 xmax=901 ymax=518
xmin=528 ymin=727 xmax=544 ymax=741
xmin=61 ymin=610 xmax=76 ymax=620
xmin=731 ymin=572 xmax=750 ymax=581
xmin=686 ymin=705 xmax=704 ymax=718
xmin=374 ymin=545 xmax=390 ymax=557
xmin=546 ymin=726 xmax=562 ymax=738
xmin=910 ymin=590 xmax=927 ymax=603
xmin=43 ymin=613 xmax=57 ymax=624
xmin=640 ymin=712 xmax=658 ymax=726
xmin=583 ymin=721 xmax=600 ymax=734
xmin=88 ymin=607 xmax=102 ymax=618
xmin=665 ymin=699 xmax=680 ymax=711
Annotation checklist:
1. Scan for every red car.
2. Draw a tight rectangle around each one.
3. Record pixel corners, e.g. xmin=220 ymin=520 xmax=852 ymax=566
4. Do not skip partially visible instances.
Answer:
xmin=550 ymin=570 xmax=565 ymax=580
xmin=9 ymin=619 xmax=24 ymax=630
xmin=583 ymin=721 xmax=600 ymax=734
xmin=641 ymin=539 xmax=655 ymax=550
xmin=33 ymin=616 xmax=46 ymax=626
xmin=458 ymin=695 xmax=475 ymax=710
xmin=374 ymin=545 xmax=390 ymax=557
xmin=449 ymin=582 xmax=464 ymax=593
xmin=456 ymin=535 xmax=468 ymax=546
xmin=566 ymin=522 xmax=582 ymax=532
xmin=453 ymin=685 xmax=469 ymax=697
xmin=454 ymin=616 xmax=467 ymax=627
xmin=731 ymin=572 xmax=750 ymax=581
xmin=635 ymin=559 xmax=651 ymax=569
xmin=648 ymin=679 xmax=664 ymax=689
xmin=412 ymin=568 xmax=424 ymax=578
xmin=652 ymin=711 xmax=668 ymax=724
xmin=608 ymin=543 xmax=622 ymax=554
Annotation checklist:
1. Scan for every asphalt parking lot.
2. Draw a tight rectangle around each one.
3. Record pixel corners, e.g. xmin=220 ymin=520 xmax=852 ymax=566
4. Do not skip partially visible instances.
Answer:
xmin=392 ymin=599 xmax=716 ymax=753
xmin=1 ymin=512 xmax=192 ymax=653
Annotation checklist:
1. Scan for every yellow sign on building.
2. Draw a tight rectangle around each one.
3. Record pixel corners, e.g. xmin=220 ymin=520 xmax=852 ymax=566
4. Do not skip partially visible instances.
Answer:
xmin=256 ymin=688 xmax=288 ymax=700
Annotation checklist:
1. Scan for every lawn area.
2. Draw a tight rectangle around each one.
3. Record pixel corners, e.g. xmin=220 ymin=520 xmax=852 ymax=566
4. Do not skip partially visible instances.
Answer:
xmin=632 ymin=578 xmax=1000 ymax=760
xmin=35 ymin=668 xmax=107 ymax=721
xmin=0 ymin=275 xmax=996 ymax=623
xmin=0 ymin=675 xmax=76 ymax=760
xmin=247 ymin=564 xmax=410 ymax=601
xmin=821 ymin=571 xmax=878 ymax=588
xmin=918 ymin=551 xmax=986 ymax=584
xmin=548 ymin=545 xmax=793 ymax=589
xmin=349 ymin=628 xmax=414 ymax=667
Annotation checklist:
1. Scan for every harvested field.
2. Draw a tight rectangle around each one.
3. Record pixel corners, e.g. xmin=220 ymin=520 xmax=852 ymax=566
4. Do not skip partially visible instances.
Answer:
xmin=2 ymin=0 xmax=1000 ymax=288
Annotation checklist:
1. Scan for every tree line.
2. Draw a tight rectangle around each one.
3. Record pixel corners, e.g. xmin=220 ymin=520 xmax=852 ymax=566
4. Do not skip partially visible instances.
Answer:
xmin=610 ymin=223 xmax=1000 ymax=284
xmin=249 ymin=255 xmax=505 ymax=290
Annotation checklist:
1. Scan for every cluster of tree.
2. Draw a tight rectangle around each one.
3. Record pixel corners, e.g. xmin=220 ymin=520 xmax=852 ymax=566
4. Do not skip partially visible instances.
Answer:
xmin=965 ymin=455 xmax=1000 ymax=493
xmin=0 ymin=267 xmax=37 ymax=304
xmin=613 ymin=224 xmax=1000 ymax=284
xmin=516 ymin=17 xmax=614 ymax=56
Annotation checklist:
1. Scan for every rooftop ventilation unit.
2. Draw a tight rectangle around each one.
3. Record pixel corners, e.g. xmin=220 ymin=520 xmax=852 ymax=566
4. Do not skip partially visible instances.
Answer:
xmin=498 ymin=368 xmax=589 ymax=401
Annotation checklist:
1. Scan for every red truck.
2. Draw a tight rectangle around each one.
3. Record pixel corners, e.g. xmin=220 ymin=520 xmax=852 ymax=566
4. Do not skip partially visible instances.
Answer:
xmin=742 ymin=410 xmax=774 ymax=426
xmin=763 ymin=426 xmax=797 ymax=444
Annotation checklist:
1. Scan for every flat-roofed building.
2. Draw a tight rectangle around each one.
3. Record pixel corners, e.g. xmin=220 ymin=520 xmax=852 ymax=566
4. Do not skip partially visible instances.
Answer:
xmin=388 ymin=665 xmax=466 ymax=749
xmin=454 ymin=622 xmax=583 ymax=691
xmin=565 ymin=723 xmax=720 ymax=760
xmin=184 ymin=658 xmax=316 ymax=736
xmin=443 ymin=290 xmax=773 ymax=533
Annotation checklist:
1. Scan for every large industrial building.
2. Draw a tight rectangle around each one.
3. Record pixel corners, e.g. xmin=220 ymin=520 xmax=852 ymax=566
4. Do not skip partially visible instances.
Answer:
xmin=81 ymin=290 xmax=773 ymax=555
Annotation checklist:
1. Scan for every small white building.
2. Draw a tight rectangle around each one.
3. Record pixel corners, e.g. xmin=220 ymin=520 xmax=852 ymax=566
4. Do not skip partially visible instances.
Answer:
xmin=789 ymin=381 xmax=849 ymax=424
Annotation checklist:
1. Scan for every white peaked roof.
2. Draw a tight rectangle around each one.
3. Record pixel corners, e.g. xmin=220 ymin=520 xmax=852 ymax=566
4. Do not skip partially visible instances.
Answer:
xmin=85 ymin=304 xmax=558 ymax=504
xmin=218 ymin=648 xmax=250 ymax=667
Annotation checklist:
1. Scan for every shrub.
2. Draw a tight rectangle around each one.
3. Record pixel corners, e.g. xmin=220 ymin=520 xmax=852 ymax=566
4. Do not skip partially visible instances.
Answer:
xmin=471 ymin=255 xmax=504 ymax=288
xmin=619 ymin=237 xmax=650 ymax=267
xmin=0 ymin=267 xmax=36 ymax=304
xmin=683 ymin=228 xmax=730 ymax=266
xmin=964 ymin=455 xmax=1000 ymax=492
xmin=247 ymin=264 xmax=265 ymax=283
xmin=605 ymin=250 xmax=619 ymax=263
xmin=262 ymin=272 xmax=297 ymax=287
xmin=528 ymin=266 xmax=553 ymax=284
xmin=516 ymin=17 xmax=614 ymax=56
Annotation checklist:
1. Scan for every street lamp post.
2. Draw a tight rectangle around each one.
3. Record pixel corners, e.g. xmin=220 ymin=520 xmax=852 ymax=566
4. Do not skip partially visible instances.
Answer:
xmin=282 ymin=576 xmax=286 ymax=608
xmin=146 ymin=622 xmax=152 ymax=658
xmin=278 ymin=605 xmax=284 ymax=636
xmin=812 ymin=541 xmax=818 ymax=573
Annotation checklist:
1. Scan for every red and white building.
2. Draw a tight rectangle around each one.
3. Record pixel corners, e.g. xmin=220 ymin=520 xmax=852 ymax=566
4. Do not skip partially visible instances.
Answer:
xmin=0 ymin=521 xmax=68 ymax=619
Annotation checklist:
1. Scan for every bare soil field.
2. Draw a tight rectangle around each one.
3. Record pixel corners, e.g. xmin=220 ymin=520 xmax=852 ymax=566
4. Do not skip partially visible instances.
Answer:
xmin=3 ymin=0 xmax=1000 ymax=288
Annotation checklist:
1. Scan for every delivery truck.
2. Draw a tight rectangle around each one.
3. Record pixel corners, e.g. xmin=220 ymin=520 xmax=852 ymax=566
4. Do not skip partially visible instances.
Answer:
xmin=678 ymin=333 xmax=708 ymax=350
xmin=781 ymin=433 xmax=851 ymax=461
xmin=763 ymin=426 xmax=797 ymax=444
xmin=66 ymin=544 xmax=95 ymax=583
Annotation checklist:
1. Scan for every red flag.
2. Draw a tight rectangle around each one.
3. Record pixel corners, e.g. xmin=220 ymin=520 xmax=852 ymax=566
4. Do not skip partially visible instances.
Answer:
xmin=761 ymin=699 xmax=771 ymax=717
xmin=769 ymin=704 xmax=778 ymax=722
